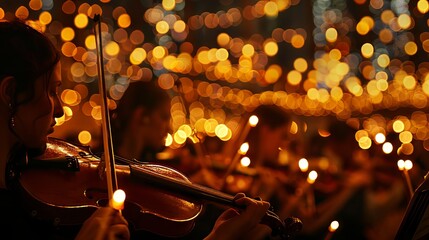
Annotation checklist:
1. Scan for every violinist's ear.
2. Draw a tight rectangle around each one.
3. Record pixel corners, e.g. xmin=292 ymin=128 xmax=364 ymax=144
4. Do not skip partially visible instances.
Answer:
xmin=0 ymin=76 xmax=16 ymax=106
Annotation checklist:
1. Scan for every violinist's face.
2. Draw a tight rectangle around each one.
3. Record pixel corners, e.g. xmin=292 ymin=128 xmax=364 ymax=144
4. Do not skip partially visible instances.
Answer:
xmin=13 ymin=63 xmax=64 ymax=150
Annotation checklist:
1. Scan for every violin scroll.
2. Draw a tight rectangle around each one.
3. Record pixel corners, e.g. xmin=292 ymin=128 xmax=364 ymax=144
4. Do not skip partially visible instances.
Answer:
xmin=260 ymin=210 xmax=302 ymax=240
xmin=283 ymin=217 xmax=303 ymax=239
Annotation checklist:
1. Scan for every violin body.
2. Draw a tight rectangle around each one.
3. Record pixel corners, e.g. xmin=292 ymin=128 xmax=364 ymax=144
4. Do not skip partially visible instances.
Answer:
xmin=16 ymin=138 xmax=202 ymax=238
xmin=14 ymin=138 xmax=301 ymax=239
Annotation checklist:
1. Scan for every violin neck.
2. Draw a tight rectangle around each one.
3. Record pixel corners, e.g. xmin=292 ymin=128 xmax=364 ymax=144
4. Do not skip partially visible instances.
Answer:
xmin=129 ymin=164 xmax=236 ymax=207
xmin=129 ymin=163 xmax=293 ymax=238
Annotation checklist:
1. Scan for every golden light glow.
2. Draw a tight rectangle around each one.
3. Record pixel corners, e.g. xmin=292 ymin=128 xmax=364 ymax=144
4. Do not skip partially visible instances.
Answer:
xmin=118 ymin=13 xmax=131 ymax=28
xmin=307 ymin=170 xmax=318 ymax=184
xmin=173 ymin=20 xmax=186 ymax=32
xmin=397 ymin=159 xmax=405 ymax=170
xmin=162 ymin=0 xmax=176 ymax=11
xmin=404 ymin=41 xmax=418 ymax=56
xmin=397 ymin=14 xmax=411 ymax=29
xmin=249 ymin=115 xmax=259 ymax=127
xmin=4 ymin=0 xmax=429 ymax=176
xmin=242 ymin=44 xmax=255 ymax=57
xmin=240 ymin=156 xmax=251 ymax=167
xmin=153 ymin=46 xmax=167 ymax=59
xmin=377 ymin=54 xmax=390 ymax=68
xmin=165 ymin=133 xmax=173 ymax=146
xmin=287 ymin=70 xmax=302 ymax=86
xmin=418 ymin=0 xmax=429 ymax=13
xmin=74 ymin=13 xmax=88 ymax=29
xmin=29 ymin=0 xmax=42 ymax=11
xmin=156 ymin=20 xmax=170 ymax=34
xmin=239 ymin=142 xmax=250 ymax=154
xmin=358 ymin=136 xmax=372 ymax=149
xmin=294 ymin=58 xmax=308 ymax=72
xmin=263 ymin=40 xmax=278 ymax=56
xmin=112 ymin=189 xmax=126 ymax=210
xmin=382 ymin=142 xmax=393 ymax=154
xmin=264 ymin=1 xmax=279 ymax=17
xmin=375 ymin=133 xmax=386 ymax=144
xmin=15 ymin=6 xmax=29 ymax=19
xmin=130 ymin=48 xmax=147 ymax=65
xmin=39 ymin=11 xmax=52 ymax=25
xmin=404 ymin=160 xmax=413 ymax=170
xmin=361 ymin=43 xmax=374 ymax=58
xmin=329 ymin=221 xmax=339 ymax=232
xmin=217 ymin=33 xmax=231 ymax=47
xmin=215 ymin=124 xmax=229 ymax=138
xmin=298 ymin=158 xmax=309 ymax=172
xmin=78 ymin=130 xmax=92 ymax=145
xmin=393 ymin=120 xmax=405 ymax=133
xmin=105 ymin=41 xmax=120 ymax=57
xmin=85 ymin=35 xmax=96 ymax=50
xmin=61 ymin=27 xmax=75 ymax=42
xmin=399 ymin=131 xmax=413 ymax=143
xmin=325 ymin=28 xmax=338 ymax=43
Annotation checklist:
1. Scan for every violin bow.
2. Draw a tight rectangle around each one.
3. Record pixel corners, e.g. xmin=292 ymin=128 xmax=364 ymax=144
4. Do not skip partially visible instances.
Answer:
xmin=92 ymin=14 xmax=119 ymax=204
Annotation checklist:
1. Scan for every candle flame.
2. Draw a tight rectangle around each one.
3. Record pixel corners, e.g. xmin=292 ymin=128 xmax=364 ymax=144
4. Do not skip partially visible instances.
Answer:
xmin=112 ymin=189 xmax=126 ymax=210
xmin=240 ymin=156 xmax=251 ymax=167
xmin=397 ymin=159 xmax=405 ymax=171
xmin=329 ymin=220 xmax=339 ymax=232
xmin=239 ymin=142 xmax=249 ymax=154
xmin=307 ymin=170 xmax=318 ymax=184
xmin=249 ymin=115 xmax=259 ymax=127
xmin=404 ymin=160 xmax=413 ymax=170
xmin=299 ymin=158 xmax=309 ymax=172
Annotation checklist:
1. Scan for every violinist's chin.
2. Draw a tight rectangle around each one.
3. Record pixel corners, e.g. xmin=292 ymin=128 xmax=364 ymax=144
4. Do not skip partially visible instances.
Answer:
xmin=27 ymin=143 xmax=47 ymax=159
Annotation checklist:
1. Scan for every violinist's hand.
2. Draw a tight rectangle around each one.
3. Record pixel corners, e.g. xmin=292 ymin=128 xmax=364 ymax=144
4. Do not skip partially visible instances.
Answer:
xmin=75 ymin=207 xmax=130 ymax=240
xmin=204 ymin=193 xmax=272 ymax=240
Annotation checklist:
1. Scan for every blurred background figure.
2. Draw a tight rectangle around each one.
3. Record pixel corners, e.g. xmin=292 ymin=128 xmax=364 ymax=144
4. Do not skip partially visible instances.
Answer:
xmin=190 ymin=105 xmax=297 ymax=214
xmin=288 ymin=121 xmax=407 ymax=240
xmin=111 ymin=80 xmax=171 ymax=163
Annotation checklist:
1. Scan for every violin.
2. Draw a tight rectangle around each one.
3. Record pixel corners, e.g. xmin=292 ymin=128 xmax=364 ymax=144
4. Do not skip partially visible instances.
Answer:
xmin=13 ymin=137 xmax=302 ymax=239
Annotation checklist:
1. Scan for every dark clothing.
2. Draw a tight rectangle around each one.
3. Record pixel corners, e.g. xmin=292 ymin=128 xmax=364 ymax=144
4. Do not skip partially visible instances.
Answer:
xmin=297 ymin=187 xmax=367 ymax=240
xmin=0 ymin=188 xmax=79 ymax=240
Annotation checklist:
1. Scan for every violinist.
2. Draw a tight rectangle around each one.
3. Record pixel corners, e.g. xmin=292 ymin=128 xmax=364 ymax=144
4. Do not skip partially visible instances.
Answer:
xmin=216 ymin=105 xmax=294 ymax=208
xmin=0 ymin=19 xmax=275 ymax=240
xmin=111 ymin=80 xmax=172 ymax=164
xmin=110 ymin=80 xmax=201 ymax=176
xmin=0 ymin=20 xmax=130 ymax=239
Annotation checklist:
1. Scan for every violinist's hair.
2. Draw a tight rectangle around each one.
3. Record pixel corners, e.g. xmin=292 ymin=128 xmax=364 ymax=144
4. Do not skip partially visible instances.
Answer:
xmin=0 ymin=20 xmax=60 ymax=109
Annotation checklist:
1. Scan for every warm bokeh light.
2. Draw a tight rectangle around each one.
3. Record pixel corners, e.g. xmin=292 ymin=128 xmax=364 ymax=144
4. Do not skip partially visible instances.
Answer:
xmin=78 ymin=130 xmax=92 ymax=145
xmin=3 ymin=1 xmax=429 ymax=195
xmin=404 ymin=160 xmax=413 ymax=170
xmin=298 ymin=158 xmax=309 ymax=172
xmin=329 ymin=221 xmax=339 ymax=232
xmin=239 ymin=142 xmax=249 ymax=154
xmin=307 ymin=170 xmax=318 ymax=184
xmin=375 ymin=133 xmax=386 ymax=144
xmin=112 ymin=189 xmax=126 ymax=210
xmin=382 ymin=142 xmax=393 ymax=154
xmin=397 ymin=159 xmax=405 ymax=171
xmin=240 ymin=156 xmax=251 ymax=167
